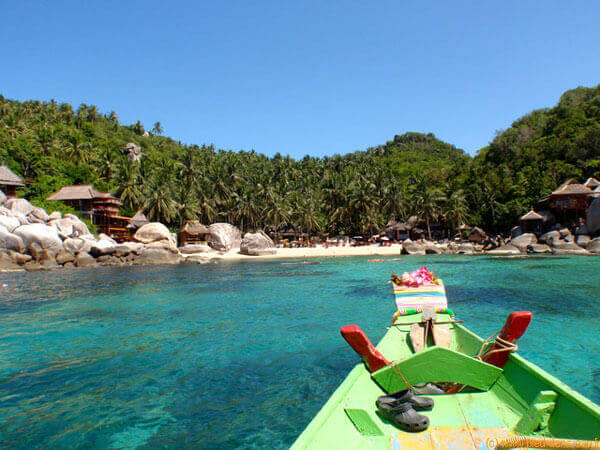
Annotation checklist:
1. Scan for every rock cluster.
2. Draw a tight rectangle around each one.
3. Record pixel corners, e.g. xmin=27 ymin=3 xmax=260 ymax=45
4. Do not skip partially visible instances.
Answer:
xmin=0 ymin=196 xmax=187 ymax=271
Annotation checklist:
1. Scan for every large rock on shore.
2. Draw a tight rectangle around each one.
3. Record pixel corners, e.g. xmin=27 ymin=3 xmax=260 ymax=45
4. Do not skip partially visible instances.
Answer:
xmin=114 ymin=242 xmax=145 ymax=257
xmin=56 ymin=251 xmax=75 ymax=265
xmin=134 ymin=248 xmax=181 ymax=265
xmin=133 ymin=223 xmax=177 ymax=252
xmin=7 ymin=198 xmax=35 ymax=216
xmin=467 ymin=227 xmax=487 ymax=243
xmin=27 ymin=207 xmax=50 ymax=223
xmin=586 ymin=197 xmax=600 ymax=235
xmin=0 ymin=252 xmax=23 ymax=271
xmin=89 ymin=238 xmax=117 ymax=257
xmin=457 ymin=243 xmax=475 ymax=255
xmin=0 ymin=225 xmax=25 ymax=252
xmin=586 ymin=237 xmax=600 ymax=253
xmin=75 ymin=251 xmax=97 ymax=267
xmin=207 ymin=223 xmax=242 ymax=251
xmin=539 ymin=230 xmax=560 ymax=245
xmin=0 ymin=214 xmax=21 ymax=232
xmin=13 ymin=223 xmax=63 ymax=253
xmin=240 ymin=231 xmax=276 ymax=256
xmin=179 ymin=243 xmax=212 ymax=254
xmin=508 ymin=233 xmax=537 ymax=251
xmin=423 ymin=242 xmax=443 ymax=254
xmin=526 ymin=244 xmax=551 ymax=254
xmin=134 ymin=223 xmax=171 ymax=243
xmin=551 ymin=242 xmax=589 ymax=255
xmin=63 ymin=237 xmax=86 ymax=254
xmin=487 ymin=245 xmax=521 ymax=255
xmin=401 ymin=239 xmax=425 ymax=255
xmin=49 ymin=216 xmax=90 ymax=238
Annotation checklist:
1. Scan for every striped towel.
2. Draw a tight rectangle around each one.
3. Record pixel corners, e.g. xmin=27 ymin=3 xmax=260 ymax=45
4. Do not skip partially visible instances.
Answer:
xmin=392 ymin=282 xmax=448 ymax=312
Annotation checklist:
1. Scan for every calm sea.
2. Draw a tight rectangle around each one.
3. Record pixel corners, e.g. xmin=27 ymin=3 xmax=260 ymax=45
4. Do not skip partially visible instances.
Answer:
xmin=0 ymin=255 xmax=598 ymax=448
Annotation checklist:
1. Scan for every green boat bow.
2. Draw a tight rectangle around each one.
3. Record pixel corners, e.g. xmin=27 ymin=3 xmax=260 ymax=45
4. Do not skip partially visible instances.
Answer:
xmin=292 ymin=312 xmax=600 ymax=449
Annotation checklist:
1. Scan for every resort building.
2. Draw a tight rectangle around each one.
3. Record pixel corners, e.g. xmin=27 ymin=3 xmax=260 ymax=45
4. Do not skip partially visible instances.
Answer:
xmin=46 ymin=185 xmax=130 ymax=240
xmin=179 ymin=221 xmax=209 ymax=245
xmin=537 ymin=179 xmax=594 ymax=229
xmin=519 ymin=209 xmax=544 ymax=234
xmin=0 ymin=165 xmax=25 ymax=199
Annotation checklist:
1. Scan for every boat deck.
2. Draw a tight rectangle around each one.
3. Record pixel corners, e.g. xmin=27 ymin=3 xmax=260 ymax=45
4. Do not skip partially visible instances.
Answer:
xmin=293 ymin=319 xmax=522 ymax=449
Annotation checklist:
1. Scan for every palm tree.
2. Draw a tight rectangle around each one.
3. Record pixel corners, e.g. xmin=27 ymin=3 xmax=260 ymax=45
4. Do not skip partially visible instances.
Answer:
xmin=444 ymin=189 xmax=469 ymax=233
xmin=113 ymin=158 xmax=144 ymax=212
xmin=413 ymin=186 xmax=447 ymax=240
xmin=152 ymin=122 xmax=163 ymax=135
xmin=175 ymin=186 xmax=200 ymax=226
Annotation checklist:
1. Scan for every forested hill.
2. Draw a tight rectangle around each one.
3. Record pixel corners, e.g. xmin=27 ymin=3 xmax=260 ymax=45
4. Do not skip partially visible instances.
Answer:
xmin=1 ymin=84 xmax=599 ymax=235
xmin=466 ymin=84 xmax=600 ymax=230
xmin=0 ymin=95 xmax=470 ymax=235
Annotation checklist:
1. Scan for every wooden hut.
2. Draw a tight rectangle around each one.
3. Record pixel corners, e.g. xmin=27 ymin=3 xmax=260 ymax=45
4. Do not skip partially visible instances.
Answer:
xmin=0 ymin=166 xmax=25 ymax=199
xmin=538 ymin=179 xmax=593 ymax=228
xmin=384 ymin=220 xmax=409 ymax=241
xmin=519 ymin=209 xmax=543 ymax=234
xmin=179 ymin=221 xmax=209 ymax=245
xmin=46 ymin=185 xmax=126 ymax=239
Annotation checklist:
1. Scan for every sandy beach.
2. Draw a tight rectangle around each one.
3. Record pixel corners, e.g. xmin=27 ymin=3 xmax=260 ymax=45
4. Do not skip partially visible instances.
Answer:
xmin=190 ymin=244 xmax=403 ymax=262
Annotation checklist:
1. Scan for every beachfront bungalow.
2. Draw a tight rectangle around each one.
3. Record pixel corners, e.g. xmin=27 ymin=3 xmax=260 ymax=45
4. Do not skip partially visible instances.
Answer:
xmin=384 ymin=220 xmax=409 ymax=241
xmin=179 ymin=221 xmax=209 ymax=245
xmin=537 ymin=179 xmax=594 ymax=229
xmin=519 ymin=209 xmax=543 ymax=234
xmin=46 ymin=185 xmax=129 ymax=240
xmin=0 ymin=166 xmax=25 ymax=199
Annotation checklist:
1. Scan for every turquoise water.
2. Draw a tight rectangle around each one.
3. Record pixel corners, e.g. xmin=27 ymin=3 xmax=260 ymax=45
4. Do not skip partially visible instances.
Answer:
xmin=0 ymin=255 xmax=598 ymax=448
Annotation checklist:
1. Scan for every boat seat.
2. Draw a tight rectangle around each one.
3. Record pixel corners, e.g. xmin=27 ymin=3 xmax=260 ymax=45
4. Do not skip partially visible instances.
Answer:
xmin=371 ymin=346 xmax=503 ymax=393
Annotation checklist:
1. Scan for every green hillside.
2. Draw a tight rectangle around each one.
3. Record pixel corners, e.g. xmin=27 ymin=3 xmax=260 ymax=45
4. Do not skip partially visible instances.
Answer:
xmin=1 ymin=84 xmax=599 ymax=235
xmin=467 ymin=85 xmax=600 ymax=231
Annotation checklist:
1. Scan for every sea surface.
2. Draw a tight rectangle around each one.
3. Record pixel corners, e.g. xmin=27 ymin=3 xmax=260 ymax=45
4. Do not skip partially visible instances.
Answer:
xmin=0 ymin=255 xmax=598 ymax=448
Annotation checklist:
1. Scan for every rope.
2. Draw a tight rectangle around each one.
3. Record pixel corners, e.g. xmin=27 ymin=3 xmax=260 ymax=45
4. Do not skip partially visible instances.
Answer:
xmin=476 ymin=330 xmax=519 ymax=360
xmin=390 ymin=359 xmax=414 ymax=391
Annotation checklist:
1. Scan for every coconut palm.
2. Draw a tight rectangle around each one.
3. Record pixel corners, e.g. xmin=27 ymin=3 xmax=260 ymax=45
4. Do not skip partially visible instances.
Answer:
xmin=444 ymin=189 xmax=469 ymax=232
xmin=113 ymin=158 xmax=144 ymax=212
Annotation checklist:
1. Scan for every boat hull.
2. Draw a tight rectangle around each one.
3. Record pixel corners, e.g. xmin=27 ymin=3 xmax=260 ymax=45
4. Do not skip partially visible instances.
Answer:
xmin=292 ymin=314 xmax=600 ymax=449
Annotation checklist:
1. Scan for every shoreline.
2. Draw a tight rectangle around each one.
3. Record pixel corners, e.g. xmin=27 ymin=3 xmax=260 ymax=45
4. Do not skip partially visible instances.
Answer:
xmin=2 ymin=242 xmax=599 ymax=273
xmin=207 ymin=244 xmax=405 ymax=262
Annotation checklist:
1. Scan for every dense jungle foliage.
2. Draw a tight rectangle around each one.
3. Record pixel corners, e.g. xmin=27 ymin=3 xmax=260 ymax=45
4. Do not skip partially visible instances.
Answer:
xmin=1 ymin=84 xmax=599 ymax=236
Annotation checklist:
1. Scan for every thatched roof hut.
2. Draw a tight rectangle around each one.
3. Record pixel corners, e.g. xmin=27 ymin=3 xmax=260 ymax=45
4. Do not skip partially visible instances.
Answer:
xmin=127 ymin=210 xmax=150 ymax=229
xmin=520 ymin=210 xmax=543 ymax=221
xmin=0 ymin=166 xmax=25 ymax=199
xmin=179 ymin=221 xmax=210 ymax=244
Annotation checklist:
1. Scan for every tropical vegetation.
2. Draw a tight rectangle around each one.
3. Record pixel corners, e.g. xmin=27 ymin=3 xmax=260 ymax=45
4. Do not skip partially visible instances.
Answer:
xmin=1 ymin=84 xmax=599 ymax=236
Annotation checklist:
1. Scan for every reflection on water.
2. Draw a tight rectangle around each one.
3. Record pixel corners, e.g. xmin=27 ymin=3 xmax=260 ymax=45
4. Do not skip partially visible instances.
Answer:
xmin=0 ymin=255 xmax=598 ymax=448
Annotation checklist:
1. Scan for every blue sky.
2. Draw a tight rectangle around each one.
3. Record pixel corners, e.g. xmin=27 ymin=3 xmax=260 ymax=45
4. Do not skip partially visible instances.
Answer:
xmin=2 ymin=1 xmax=599 ymax=157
